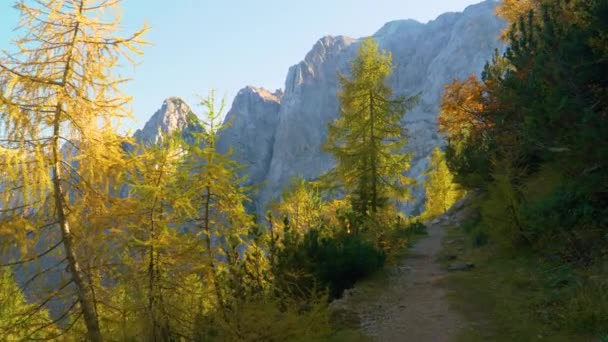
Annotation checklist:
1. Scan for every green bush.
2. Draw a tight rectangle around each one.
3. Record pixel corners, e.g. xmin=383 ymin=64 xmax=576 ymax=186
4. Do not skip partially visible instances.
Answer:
xmin=311 ymin=231 xmax=386 ymax=298
xmin=521 ymin=180 xmax=608 ymax=261
xmin=563 ymin=276 xmax=608 ymax=336
xmin=276 ymin=229 xmax=385 ymax=299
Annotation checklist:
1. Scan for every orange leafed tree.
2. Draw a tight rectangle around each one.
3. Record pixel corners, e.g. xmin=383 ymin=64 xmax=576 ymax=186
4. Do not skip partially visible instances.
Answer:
xmin=437 ymin=74 xmax=494 ymax=141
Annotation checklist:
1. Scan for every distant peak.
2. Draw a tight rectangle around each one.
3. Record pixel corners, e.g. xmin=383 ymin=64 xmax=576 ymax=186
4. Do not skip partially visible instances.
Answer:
xmin=163 ymin=96 xmax=187 ymax=105
xmin=374 ymin=19 xmax=423 ymax=37
xmin=134 ymin=97 xmax=196 ymax=144
xmin=239 ymin=86 xmax=283 ymax=103
xmin=313 ymin=35 xmax=357 ymax=52
xmin=319 ymin=35 xmax=356 ymax=45
xmin=301 ymin=35 xmax=357 ymax=67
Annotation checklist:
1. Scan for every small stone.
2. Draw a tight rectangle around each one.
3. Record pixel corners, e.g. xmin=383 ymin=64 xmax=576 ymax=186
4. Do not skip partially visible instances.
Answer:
xmin=399 ymin=266 xmax=413 ymax=272
xmin=447 ymin=263 xmax=475 ymax=272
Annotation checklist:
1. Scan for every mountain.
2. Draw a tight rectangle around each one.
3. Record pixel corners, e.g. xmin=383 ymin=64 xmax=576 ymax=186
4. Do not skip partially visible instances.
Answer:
xmin=217 ymin=87 xmax=283 ymax=196
xmin=138 ymin=0 xmax=505 ymax=215
xmin=134 ymin=97 xmax=200 ymax=144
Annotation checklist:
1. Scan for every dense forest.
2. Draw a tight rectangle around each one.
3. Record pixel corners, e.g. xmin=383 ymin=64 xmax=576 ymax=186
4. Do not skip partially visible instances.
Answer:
xmin=0 ymin=0 xmax=606 ymax=341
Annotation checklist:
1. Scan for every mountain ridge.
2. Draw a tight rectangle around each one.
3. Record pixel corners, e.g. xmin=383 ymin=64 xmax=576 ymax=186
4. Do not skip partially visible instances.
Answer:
xmin=136 ymin=0 xmax=505 ymax=215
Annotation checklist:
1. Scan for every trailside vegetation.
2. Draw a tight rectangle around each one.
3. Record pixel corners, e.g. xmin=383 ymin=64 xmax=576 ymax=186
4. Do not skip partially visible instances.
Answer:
xmin=438 ymin=0 xmax=608 ymax=337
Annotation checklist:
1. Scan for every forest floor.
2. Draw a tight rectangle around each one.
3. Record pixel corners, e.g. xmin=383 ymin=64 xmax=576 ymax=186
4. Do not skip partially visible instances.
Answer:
xmin=329 ymin=201 xmax=471 ymax=342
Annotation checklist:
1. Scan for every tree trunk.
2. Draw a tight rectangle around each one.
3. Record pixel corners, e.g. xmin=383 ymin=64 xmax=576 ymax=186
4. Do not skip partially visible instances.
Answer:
xmin=50 ymin=3 xmax=103 ymax=336
xmin=51 ymin=107 xmax=103 ymax=342
xmin=369 ymin=91 xmax=378 ymax=213
xmin=202 ymin=186 xmax=228 ymax=322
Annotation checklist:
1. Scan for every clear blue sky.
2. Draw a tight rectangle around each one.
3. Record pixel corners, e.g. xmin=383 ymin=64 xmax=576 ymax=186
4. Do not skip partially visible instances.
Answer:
xmin=0 ymin=0 xmax=483 ymax=132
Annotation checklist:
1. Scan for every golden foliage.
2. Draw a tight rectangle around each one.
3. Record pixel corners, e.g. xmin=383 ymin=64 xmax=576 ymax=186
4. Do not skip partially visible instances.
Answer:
xmin=324 ymin=38 xmax=417 ymax=214
xmin=422 ymin=147 xmax=466 ymax=219
xmin=0 ymin=270 xmax=59 ymax=340
xmin=272 ymin=178 xmax=323 ymax=237
xmin=496 ymin=0 xmax=541 ymax=38
xmin=0 ymin=1 xmax=147 ymax=339
xmin=438 ymin=74 xmax=494 ymax=142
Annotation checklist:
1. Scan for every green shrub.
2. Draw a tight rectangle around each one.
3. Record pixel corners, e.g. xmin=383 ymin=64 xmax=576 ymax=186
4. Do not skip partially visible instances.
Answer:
xmin=311 ymin=232 xmax=386 ymax=298
xmin=276 ymin=229 xmax=385 ymax=299
xmin=195 ymin=291 xmax=332 ymax=341
xmin=562 ymin=276 xmax=608 ymax=336
xmin=521 ymin=180 xmax=608 ymax=261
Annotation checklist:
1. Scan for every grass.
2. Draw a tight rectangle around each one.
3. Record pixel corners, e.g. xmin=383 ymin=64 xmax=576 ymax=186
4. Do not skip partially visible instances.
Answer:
xmin=441 ymin=221 xmax=602 ymax=341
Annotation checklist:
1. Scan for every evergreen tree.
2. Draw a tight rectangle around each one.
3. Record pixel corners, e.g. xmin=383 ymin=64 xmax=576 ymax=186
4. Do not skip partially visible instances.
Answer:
xmin=0 ymin=1 xmax=147 ymax=340
xmin=324 ymin=38 xmax=418 ymax=218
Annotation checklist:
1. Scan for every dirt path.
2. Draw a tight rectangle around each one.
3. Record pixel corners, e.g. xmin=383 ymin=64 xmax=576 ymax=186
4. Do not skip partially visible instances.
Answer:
xmin=331 ymin=209 xmax=468 ymax=341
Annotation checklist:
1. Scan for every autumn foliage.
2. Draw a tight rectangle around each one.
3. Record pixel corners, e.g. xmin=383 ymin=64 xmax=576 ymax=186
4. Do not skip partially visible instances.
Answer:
xmin=437 ymin=74 xmax=494 ymax=141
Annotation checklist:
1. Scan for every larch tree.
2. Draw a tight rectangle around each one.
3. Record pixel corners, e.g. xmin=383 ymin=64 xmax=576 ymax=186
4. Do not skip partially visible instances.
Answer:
xmin=273 ymin=177 xmax=323 ymax=239
xmin=116 ymin=136 xmax=197 ymax=341
xmin=182 ymin=91 xmax=254 ymax=332
xmin=422 ymin=147 xmax=465 ymax=218
xmin=0 ymin=269 xmax=57 ymax=340
xmin=0 ymin=1 xmax=147 ymax=340
xmin=324 ymin=38 xmax=418 ymax=218
xmin=496 ymin=0 xmax=542 ymax=38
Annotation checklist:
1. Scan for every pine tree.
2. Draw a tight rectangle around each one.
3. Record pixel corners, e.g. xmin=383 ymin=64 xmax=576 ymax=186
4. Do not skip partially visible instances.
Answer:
xmin=324 ymin=38 xmax=418 ymax=218
xmin=422 ymin=147 xmax=465 ymax=219
xmin=0 ymin=1 xmax=147 ymax=340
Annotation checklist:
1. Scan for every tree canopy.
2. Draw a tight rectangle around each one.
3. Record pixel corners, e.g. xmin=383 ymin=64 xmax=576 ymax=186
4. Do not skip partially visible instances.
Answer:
xmin=324 ymin=38 xmax=418 ymax=218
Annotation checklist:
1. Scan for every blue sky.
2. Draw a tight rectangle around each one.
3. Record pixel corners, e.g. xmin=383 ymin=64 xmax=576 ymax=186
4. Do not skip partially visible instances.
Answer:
xmin=0 ymin=0 xmax=484 ymax=132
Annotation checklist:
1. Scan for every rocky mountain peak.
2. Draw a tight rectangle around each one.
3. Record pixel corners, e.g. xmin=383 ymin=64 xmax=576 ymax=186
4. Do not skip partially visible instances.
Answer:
xmin=240 ymin=86 xmax=283 ymax=104
xmin=309 ymin=36 xmax=356 ymax=59
xmin=135 ymin=1 xmax=505 ymax=216
xmin=374 ymin=19 xmax=423 ymax=38
xmin=216 ymin=86 xmax=282 ymax=213
xmin=284 ymin=35 xmax=357 ymax=93
xmin=134 ymin=97 xmax=195 ymax=144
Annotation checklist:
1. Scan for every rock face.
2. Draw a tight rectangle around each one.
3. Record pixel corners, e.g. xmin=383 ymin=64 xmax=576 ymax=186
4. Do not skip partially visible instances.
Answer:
xmin=138 ymin=0 xmax=505 ymax=215
xmin=217 ymin=86 xmax=283 ymax=202
xmin=134 ymin=97 xmax=198 ymax=144
xmin=224 ymin=0 xmax=504 ymax=214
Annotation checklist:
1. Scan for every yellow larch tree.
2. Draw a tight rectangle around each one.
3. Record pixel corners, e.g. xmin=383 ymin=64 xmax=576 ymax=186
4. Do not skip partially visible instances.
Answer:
xmin=272 ymin=177 xmax=323 ymax=238
xmin=0 ymin=1 xmax=147 ymax=340
xmin=0 ymin=269 xmax=58 ymax=340
xmin=116 ymin=136 xmax=199 ymax=340
xmin=422 ymin=147 xmax=465 ymax=219
xmin=181 ymin=91 xmax=254 ymax=333
xmin=324 ymin=38 xmax=418 ymax=219
xmin=496 ymin=0 xmax=542 ymax=38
